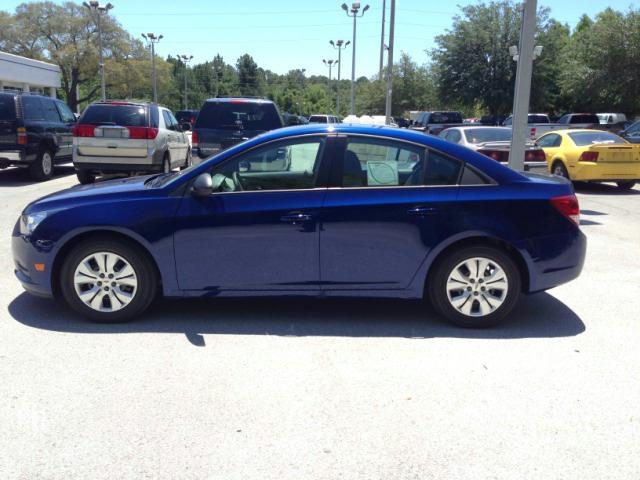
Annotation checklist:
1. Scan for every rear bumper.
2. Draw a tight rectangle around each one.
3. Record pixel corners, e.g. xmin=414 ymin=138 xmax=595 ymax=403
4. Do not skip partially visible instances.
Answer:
xmin=0 ymin=149 xmax=36 ymax=166
xmin=525 ymin=229 xmax=587 ymax=293
xmin=523 ymin=162 xmax=548 ymax=173
xmin=569 ymin=162 xmax=640 ymax=181
xmin=0 ymin=150 xmax=22 ymax=162
xmin=74 ymin=162 xmax=164 ymax=174
xmin=73 ymin=147 xmax=164 ymax=174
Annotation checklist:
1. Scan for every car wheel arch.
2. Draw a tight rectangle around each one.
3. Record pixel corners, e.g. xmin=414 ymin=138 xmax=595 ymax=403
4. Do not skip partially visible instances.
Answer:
xmin=420 ymin=235 xmax=531 ymax=296
xmin=50 ymin=229 xmax=162 ymax=300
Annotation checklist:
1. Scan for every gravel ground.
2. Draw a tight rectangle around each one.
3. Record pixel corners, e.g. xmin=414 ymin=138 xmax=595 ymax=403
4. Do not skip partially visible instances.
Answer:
xmin=1 ymin=165 xmax=638 ymax=479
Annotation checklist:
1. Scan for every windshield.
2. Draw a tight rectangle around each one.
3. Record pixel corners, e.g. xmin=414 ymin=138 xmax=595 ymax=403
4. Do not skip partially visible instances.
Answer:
xmin=195 ymin=102 xmax=281 ymax=131
xmin=464 ymin=128 xmax=512 ymax=144
xmin=80 ymin=105 xmax=147 ymax=126
xmin=568 ymin=131 xmax=626 ymax=146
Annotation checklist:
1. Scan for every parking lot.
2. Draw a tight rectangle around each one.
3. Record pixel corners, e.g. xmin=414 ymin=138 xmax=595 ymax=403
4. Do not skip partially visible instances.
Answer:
xmin=1 ymin=166 xmax=639 ymax=479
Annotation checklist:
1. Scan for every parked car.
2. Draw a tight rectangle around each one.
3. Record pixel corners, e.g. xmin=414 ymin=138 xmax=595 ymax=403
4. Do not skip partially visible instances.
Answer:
xmin=192 ymin=97 xmax=283 ymax=161
xmin=480 ymin=114 xmax=507 ymax=126
xmin=13 ymin=124 xmax=586 ymax=328
xmin=393 ymin=117 xmax=411 ymax=128
xmin=73 ymin=101 xmax=190 ymax=184
xmin=282 ymin=112 xmax=307 ymax=126
xmin=503 ymin=113 xmax=601 ymax=139
xmin=537 ymin=129 xmax=640 ymax=190
xmin=597 ymin=113 xmax=627 ymax=125
xmin=308 ymin=114 xmax=339 ymax=124
xmin=439 ymin=126 xmax=547 ymax=172
xmin=620 ymin=120 xmax=640 ymax=144
xmin=0 ymin=92 xmax=76 ymax=181
xmin=175 ymin=109 xmax=199 ymax=127
xmin=410 ymin=111 xmax=464 ymax=135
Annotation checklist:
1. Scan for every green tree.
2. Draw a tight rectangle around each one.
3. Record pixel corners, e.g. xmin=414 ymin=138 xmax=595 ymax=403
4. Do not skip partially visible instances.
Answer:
xmin=236 ymin=54 xmax=261 ymax=96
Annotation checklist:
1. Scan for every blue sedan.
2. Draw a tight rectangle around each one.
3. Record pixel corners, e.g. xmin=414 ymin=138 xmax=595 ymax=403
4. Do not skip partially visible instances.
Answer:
xmin=12 ymin=124 xmax=586 ymax=328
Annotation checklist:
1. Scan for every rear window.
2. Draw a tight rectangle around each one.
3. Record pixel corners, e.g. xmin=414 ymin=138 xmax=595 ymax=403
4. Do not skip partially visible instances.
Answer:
xmin=464 ymin=128 xmax=511 ymax=143
xmin=428 ymin=112 xmax=463 ymax=124
xmin=529 ymin=115 xmax=549 ymax=123
xmin=309 ymin=115 xmax=328 ymax=123
xmin=569 ymin=114 xmax=599 ymax=124
xmin=195 ymin=101 xmax=282 ymax=131
xmin=568 ymin=131 xmax=626 ymax=146
xmin=0 ymin=95 xmax=15 ymax=120
xmin=80 ymin=104 xmax=148 ymax=127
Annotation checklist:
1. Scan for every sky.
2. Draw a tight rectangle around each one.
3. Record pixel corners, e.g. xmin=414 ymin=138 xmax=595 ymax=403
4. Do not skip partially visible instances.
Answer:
xmin=0 ymin=0 xmax=637 ymax=78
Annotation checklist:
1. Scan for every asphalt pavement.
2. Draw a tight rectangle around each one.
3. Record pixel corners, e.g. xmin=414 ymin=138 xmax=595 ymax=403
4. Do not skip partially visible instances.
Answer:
xmin=1 ymin=165 xmax=638 ymax=479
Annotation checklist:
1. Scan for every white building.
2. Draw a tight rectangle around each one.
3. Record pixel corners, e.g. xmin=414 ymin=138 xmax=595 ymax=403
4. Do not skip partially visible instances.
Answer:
xmin=0 ymin=51 xmax=61 ymax=98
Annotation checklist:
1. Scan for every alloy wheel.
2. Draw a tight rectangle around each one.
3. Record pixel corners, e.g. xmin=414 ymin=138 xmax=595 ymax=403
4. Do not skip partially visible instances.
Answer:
xmin=445 ymin=257 xmax=509 ymax=317
xmin=42 ymin=152 xmax=53 ymax=176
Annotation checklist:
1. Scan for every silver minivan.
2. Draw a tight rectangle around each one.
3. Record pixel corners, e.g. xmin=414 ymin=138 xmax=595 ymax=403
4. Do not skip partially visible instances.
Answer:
xmin=72 ymin=101 xmax=190 ymax=184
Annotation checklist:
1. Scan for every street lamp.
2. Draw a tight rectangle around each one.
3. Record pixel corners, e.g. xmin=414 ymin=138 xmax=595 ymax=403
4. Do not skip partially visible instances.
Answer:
xmin=177 ymin=54 xmax=193 ymax=109
xmin=341 ymin=2 xmax=369 ymax=115
xmin=330 ymin=39 xmax=350 ymax=116
xmin=141 ymin=32 xmax=163 ymax=103
xmin=83 ymin=1 xmax=113 ymax=101
xmin=323 ymin=59 xmax=338 ymax=114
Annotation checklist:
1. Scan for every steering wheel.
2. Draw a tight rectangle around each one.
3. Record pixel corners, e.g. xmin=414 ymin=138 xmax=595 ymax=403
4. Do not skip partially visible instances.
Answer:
xmin=232 ymin=171 xmax=245 ymax=191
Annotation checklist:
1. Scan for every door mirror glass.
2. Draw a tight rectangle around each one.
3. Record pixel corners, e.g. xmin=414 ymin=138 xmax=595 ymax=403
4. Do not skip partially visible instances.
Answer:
xmin=191 ymin=173 xmax=213 ymax=197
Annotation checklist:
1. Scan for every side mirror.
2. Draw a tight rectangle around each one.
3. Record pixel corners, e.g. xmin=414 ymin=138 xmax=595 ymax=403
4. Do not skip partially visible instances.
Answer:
xmin=238 ymin=161 xmax=250 ymax=173
xmin=191 ymin=173 xmax=213 ymax=197
xmin=181 ymin=122 xmax=191 ymax=131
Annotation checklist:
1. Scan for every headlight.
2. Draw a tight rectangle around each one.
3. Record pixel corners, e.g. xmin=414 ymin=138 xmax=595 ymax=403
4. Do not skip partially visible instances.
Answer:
xmin=19 ymin=212 xmax=48 ymax=236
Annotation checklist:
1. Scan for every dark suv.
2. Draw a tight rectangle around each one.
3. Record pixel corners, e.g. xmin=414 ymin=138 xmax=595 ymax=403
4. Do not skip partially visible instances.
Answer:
xmin=0 ymin=92 xmax=76 ymax=180
xmin=192 ymin=98 xmax=283 ymax=160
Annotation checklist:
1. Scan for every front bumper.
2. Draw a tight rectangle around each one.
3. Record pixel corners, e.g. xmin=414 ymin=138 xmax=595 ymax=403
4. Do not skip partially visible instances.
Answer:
xmin=11 ymin=224 xmax=55 ymax=298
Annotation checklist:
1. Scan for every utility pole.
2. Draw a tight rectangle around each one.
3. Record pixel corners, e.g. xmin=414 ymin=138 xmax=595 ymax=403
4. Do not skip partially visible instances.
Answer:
xmin=379 ymin=0 xmax=386 ymax=81
xmin=342 ymin=2 xmax=370 ymax=115
xmin=330 ymin=39 xmax=350 ymax=116
xmin=384 ymin=0 xmax=395 ymax=125
xmin=178 ymin=54 xmax=193 ymax=109
xmin=141 ymin=33 xmax=163 ymax=103
xmin=508 ymin=0 xmax=537 ymax=171
xmin=83 ymin=1 xmax=113 ymax=101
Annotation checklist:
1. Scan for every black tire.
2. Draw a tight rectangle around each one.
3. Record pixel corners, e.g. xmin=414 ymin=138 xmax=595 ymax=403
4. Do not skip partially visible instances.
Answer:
xmin=59 ymin=238 xmax=158 ymax=322
xmin=181 ymin=148 xmax=191 ymax=170
xmin=29 ymin=148 xmax=54 ymax=181
xmin=427 ymin=246 xmax=521 ymax=328
xmin=163 ymin=153 xmax=171 ymax=173
xmin=551 ymin=161 xmax=570 ymax=180
xmin=616 ymin=181 xmax=636 ymax=190
xmin=76 ymin=170 xmax=96 ymax=185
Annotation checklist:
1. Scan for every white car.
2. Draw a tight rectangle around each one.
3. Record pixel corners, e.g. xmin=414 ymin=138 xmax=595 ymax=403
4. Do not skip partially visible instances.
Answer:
xmin=439 ymin=126 xmax=547 ymax=172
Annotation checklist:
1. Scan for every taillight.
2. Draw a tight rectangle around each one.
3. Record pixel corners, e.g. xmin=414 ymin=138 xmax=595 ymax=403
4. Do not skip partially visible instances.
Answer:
xmin=191 ymin=130 xmax=198 ymax=146
xmin=16 ymin=127 xmax=27 ymax=145
xmin=525 ymin=149 xmax=546 ymax=162
xmin=483 ymin=150 xmax=502 ymax=161
xmin=127 ymin=127 xmax=158 ymax=139
xmin=579 ymin=151 xmax=598 ymax=162
xmin=551 ymin=194 xmax=580 ymax=227
xmin=72 ymin=124 xmax=95 ymax=137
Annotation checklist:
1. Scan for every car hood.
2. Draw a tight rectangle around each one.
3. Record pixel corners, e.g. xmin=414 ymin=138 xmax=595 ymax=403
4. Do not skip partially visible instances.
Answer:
xmin=24 ymin=175 xmax=155 ymax=214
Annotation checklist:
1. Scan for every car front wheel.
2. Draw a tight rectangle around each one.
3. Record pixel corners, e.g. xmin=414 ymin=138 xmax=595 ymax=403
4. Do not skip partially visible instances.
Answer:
xmin=428 ymin=246 xmax=521 ymax=328
xmin=60 ymin=239 xmax=158 ymax=322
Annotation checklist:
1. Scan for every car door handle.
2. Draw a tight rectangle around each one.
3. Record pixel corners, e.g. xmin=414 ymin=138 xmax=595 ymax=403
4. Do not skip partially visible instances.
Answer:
xmin=407 ymin=206 xmax=437 ymax=216
xmin=280 ymin=212 xmax=313 ymax=224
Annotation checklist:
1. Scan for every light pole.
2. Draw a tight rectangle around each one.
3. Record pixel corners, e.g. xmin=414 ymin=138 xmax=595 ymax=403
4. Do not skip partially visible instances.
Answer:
xmin=83 ymin=1 xmax=113 ymax=101
xmin=384 ymin=0 xmax=395 ymax=125
xmin=178 ymin=54 xmax=193 ymax=109
xmin=323 ymin=59 xmax=338 ymax=114
xmin=330 ymin=40 xmax=350 ymax=116
xmin=341 ymin=2 xmax=369 ymax=115
xmin=141 ymin=32 xmax=163 ymax=103
xmin=379 ymin=0 xmax=386 ymax=81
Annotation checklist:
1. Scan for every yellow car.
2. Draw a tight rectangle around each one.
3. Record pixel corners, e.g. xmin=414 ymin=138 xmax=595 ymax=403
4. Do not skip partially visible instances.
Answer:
xmin=537 ymin=129 xmax=640 ymax=190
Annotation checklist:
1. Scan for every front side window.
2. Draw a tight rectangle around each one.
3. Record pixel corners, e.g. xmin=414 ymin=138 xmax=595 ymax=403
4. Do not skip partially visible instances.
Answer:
xmin=209 ymin=137 xmax=325 ymax=192
xmin=55 ymin=101 xmax=76 ymax=123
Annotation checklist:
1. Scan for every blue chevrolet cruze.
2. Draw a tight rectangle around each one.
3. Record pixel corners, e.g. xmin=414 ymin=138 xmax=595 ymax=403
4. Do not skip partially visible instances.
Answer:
xmin=12 ymin=124 xmax=586 ymax=327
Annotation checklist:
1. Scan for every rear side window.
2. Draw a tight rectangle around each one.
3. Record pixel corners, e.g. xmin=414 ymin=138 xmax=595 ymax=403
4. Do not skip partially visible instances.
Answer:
xmin=22 ymin=97 xmax=45 ymax=121
xmin=195 ymin=101 xmax=282 ymax=131
xmin=162 ymin=110 xmax=174 ymax=129
xmin=80 ymin=104 xmax=148 ymax=127
xmin=424 ymin=151 xmax=463 ymax=186
xmin=41 ymin=99 xmax=61 ymax=122
xmin=460 ymin=165 xmax=491 ymax=185
xmin=0 ymin=95 xmax=15 ymax=120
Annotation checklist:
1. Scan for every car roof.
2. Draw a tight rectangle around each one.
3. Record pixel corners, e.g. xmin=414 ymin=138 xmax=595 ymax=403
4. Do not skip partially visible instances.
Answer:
xmin=203 ymin=97 xmax=274 ymax=104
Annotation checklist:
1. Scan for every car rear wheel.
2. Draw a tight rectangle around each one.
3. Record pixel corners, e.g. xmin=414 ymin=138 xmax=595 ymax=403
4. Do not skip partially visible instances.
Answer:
xmin=60 ymin=239 xmax=158 ymax=322
xmin=76 ymin=170 xmax=96 ymax=184
xmin=551 ymin=161 xmax=570 ymax=180
xmin=428 ymin=246 xmax=521 ymax=328
xmin=616 ymin=181 xmax=636 ymax=190
xmin=29 ymin=148 xmax=54 ymax=181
